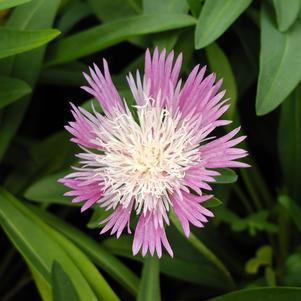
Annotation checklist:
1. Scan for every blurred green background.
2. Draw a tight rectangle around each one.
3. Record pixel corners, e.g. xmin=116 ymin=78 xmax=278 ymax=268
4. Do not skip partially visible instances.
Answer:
xmin=0 ymin=0 xmax=301 ymax=300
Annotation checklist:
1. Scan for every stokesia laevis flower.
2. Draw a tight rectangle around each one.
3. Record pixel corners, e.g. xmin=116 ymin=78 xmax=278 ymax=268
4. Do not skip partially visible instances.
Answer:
xmin=59 ymin=47 xmax=249 ymax=258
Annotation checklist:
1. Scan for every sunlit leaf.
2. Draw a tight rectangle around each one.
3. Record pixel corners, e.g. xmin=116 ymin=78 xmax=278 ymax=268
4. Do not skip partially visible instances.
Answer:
xmin=29 ymin=206 xmax=140 ymax=296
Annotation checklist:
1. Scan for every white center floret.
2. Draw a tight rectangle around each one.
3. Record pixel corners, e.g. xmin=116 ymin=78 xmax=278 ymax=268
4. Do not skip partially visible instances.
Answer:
xmin=81 ymin=101 xmax=203 ymax=215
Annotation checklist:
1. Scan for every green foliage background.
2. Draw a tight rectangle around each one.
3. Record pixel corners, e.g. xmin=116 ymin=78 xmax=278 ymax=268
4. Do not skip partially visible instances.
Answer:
xmin=0 ymin=0 xmax=301 ymax=300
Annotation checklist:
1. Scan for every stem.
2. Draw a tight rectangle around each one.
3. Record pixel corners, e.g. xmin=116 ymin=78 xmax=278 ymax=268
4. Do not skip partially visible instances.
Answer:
xmin=1 ymin=276 xmax=32 ymax=301
xmin=233 ymin=184 xmax=253 ymax=213
xmin=241 ymin=168 xmax=263 ymax=211
xmin=170 ymin=213 xmax=235 ymax=289
xmin=0 ymin=249 xmax=15 ymax=277
xmin=277 ymin=204 xmax=290 ymax=275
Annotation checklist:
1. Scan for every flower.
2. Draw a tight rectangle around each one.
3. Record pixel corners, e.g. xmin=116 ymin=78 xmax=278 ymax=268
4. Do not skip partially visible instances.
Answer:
xmin=59 ymin=47 xmax=249 ymax=258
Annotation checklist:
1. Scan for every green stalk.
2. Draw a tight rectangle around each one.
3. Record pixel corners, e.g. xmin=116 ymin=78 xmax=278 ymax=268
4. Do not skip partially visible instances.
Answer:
xmin=233 ymin=184 xmax=253 ymax=213
xmin=170 ymin=213 xmax=235 ymax=289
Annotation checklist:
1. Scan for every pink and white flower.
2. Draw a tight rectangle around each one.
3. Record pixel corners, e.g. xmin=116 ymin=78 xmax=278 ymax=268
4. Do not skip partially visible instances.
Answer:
xmin=59 ymin=48 xmax=248 ymax=257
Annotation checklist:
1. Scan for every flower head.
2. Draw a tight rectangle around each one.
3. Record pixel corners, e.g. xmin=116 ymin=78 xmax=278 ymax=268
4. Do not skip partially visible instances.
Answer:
xmin=60 ymin=48 xmax=248 ymax=257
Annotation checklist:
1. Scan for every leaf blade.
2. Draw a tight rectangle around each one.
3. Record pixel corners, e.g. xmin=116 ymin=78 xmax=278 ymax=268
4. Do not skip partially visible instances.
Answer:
xmin=0 ymin=28 xmax=60 ymax=59
xmin=256 ymin=3 xmax=301 ymax=115
xmin=207 ymin=287 xmax=301 ymax=301
xmin=0 ymin=75 xmax=31 ymax=109
xmin=273 ymin=0 xmax=300 ymax=32
xmin=195 ymin=0 xmax=252 ymax=49
xmin=46 ymin=14 xmax=196 ymax=66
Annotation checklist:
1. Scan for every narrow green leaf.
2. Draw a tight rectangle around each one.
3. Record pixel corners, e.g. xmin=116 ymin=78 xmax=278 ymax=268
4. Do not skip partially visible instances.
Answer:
xmin=0 ymin=0 xmax=61 ymax=161
xmin=87 ymin=206 xmax=111 ymax=229
xmin=29 ymin=206 xmax=140 ymax=296
xmin=46 ymin=14 xmax=196 ymax=66
xmin=50 ymin=229 xmax=120 ymax=301
xmin=207 ymin=287 xmax=301 ymax=301
xmin=40 ymin=64 xmax=86 ymax=86
xmin=0 ymin=75 xmax=31 ymax=109
xmin=186 ymin=0 xmax=202 ymax=17
xmin=57 ymin=1 xmax=92 ymax=35
xmin=30 ymin=265 xmax=52 ymax=301
xmin=278 ymin=86 xmax=301 ymax=200
xmin=52 ymin=261 xmax=80 ymax=301
xmin=278 ymin=195 xmax=301 ymax=233
xmin=143 ymin=0 xmax=188 ymax=14
xmin=256 ymin=3 xmax=301 ymax=115
xmin=0 ymin=188 xmax=99 ymax=301
xmin=273 ymin=0 xmax=300 ymax=32
xmin=214 ymin=168 xmax=238 ymax=184
xmin=205 ymin=43 xmax=237 ymax=119
xmin=87 ymin=0 xmax=140 ymax=22
xmin=203 ymin=197 xmax=223 ymax=209
xmin=24 ymin=171 xmax=71 ymax=205
xmin=138 ymin=256 xmax=161 ymax=301
xmin=0 ymin=0 xmax=30 ymax=10
xmin=195 ymin=0 xmax=252 ymax=49
xmin=0 ymin=28 xmax=60 ymax=59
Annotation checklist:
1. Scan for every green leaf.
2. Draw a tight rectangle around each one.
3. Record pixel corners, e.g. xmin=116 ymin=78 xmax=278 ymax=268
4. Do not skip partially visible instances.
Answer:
xmin=87 ymin=206 xmax=111 ymax=229
xmin=0 ymin=27 xmax=60 ymax=59
xmin=87 ymin=0 xmax=140 ymax=22
xmin=0 ymin=0 xmax=61 ymax=161
xmin=216 ymin=208 xmax=278 ymax=235
xmin=195 ymin=0 xmax=252 ymax=49
xmin=284 ymin=253 xmax=301 ymax=286
xmin=0 ymin=75 xmax=31 ymax=109
xmin=29 ymin=206 xmax=140 ymax=296
xmin=256 ymin=3 xmax=301 ymax=115
xmin=138 ymin=256 xmax=161 ymax=301
xmin=24 ymin=171 xmax=71 ymax=205
xmin=273 ymin=0 xmax=300 ymax=32
xmin=278 ymin=195 xmax=301 ymax=233
xmin=205 ymin=43 xmax=238 ymax=119
xmin=203 ymin=197 xmax=223 ymax=209
xmin=143 ymin=0 xmax=188 ymax=14
xmin=245 ymin=245 xmax=272 ymax=274
xmin=0 ymin=188 xmax=100 ymax=301
xmin=207 ymin=287 xmax=301 ymax=301
xmin=30 ymin=264 xmax=52 ymax=301
xmin=46 ymin=14 xmax=196 ymax=66
xmin=186 ymin=0 xmax=202 ymax=17
xmin=278 ymin=86 xmax=301 ymax=200
xmin=57 ymin=1 xmax=92 ymax=35
xmin=214 ymin=168 xmax=238 ymax=184
xmin=40 ymin=64 xmax=86 ymax=86
xmin=0 ymin=0 xmax=30 ymax=10
xmin=52 ymin=261 xmax=80 ymax=301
